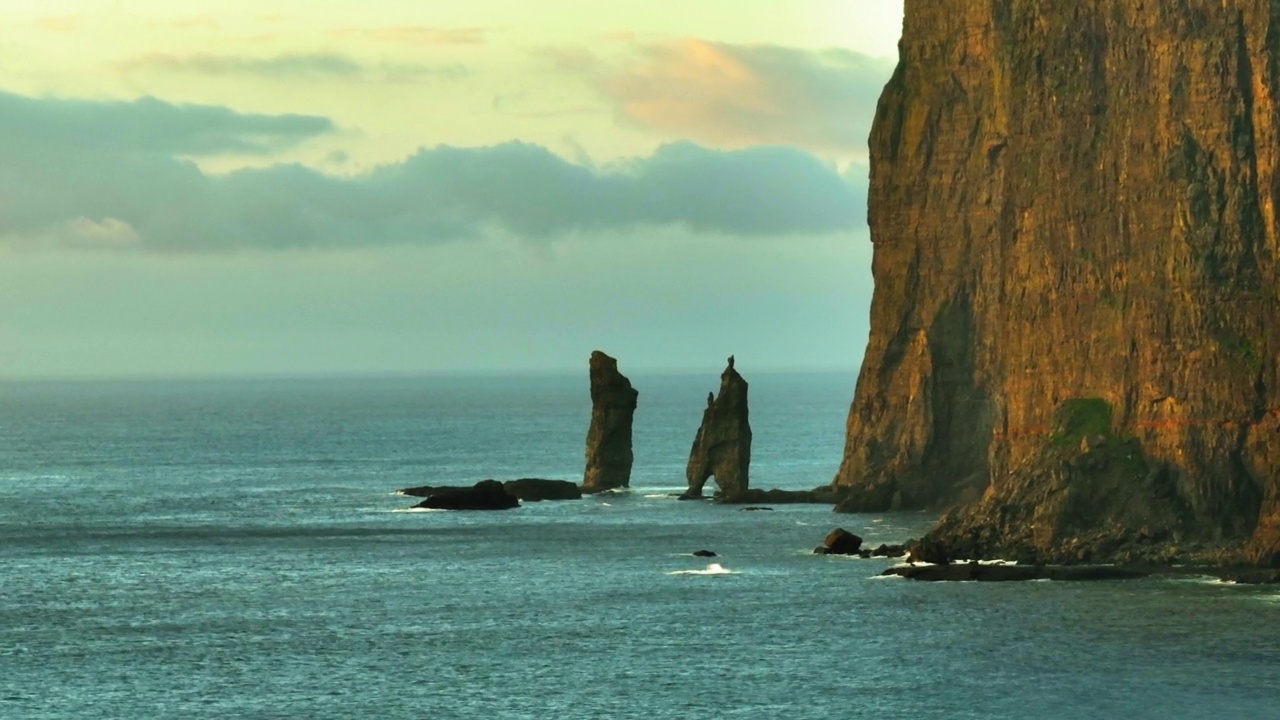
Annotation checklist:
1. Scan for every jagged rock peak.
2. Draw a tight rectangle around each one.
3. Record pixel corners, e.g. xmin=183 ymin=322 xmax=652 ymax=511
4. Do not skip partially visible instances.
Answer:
xmin=682 ymin=359 xmax=752 ymax=499
xmin=582 ymin=350 xmax=639 ymax=493
xmin=834 ymin=0 xmax=1280 ymax=566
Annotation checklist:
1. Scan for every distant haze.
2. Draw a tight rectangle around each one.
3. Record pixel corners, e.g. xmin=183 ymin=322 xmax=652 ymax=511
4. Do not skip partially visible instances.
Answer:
xmin=0 ymin=1 xmax=903 ymax=378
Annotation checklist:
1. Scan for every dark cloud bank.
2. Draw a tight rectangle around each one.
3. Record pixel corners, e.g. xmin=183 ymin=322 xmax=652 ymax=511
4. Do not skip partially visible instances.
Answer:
xmin=0 ymin=91 xmax=866 ymax=252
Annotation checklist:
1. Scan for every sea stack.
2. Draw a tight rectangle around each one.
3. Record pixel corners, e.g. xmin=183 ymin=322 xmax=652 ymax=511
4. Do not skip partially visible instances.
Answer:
xmin=582 ymin=351 xmax=639 ymax=493
xmin=834 ymin=1 xmax=1280 ymax=566
xmin=682 ymin=357 xmax=752 ymax=499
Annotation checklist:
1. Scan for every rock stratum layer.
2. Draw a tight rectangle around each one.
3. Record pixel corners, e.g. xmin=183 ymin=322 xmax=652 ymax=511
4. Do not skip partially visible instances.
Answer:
xmin=683 ymin=360 xmax=752 ymax=499
xmin=582 ymin=351 xmax=639 ymax=493
xmin=835 ymin=0 xmax=1280 ymax=565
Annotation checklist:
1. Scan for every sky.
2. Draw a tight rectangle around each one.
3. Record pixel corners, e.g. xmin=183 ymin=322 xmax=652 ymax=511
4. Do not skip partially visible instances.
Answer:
xmin=0 ymin=0 xmax=904 ymax=379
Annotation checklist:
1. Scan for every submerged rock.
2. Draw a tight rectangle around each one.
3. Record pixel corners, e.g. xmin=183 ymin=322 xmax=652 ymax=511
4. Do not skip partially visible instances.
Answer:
xmin=692 ymin=549 xmax=718 ymax=558
xmin=681 ymin=359 xmax=752 ymax=500
xmin=412 ymin=480 xmax=519 ymax=511
xmin=582 ymin=351 xmax=639 ymax=493
xmin=831 ymin=0 xmax=1280 ymax=566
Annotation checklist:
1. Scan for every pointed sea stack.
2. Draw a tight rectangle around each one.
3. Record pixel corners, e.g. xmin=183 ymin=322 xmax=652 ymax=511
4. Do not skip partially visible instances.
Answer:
xmin=682 ymin=359 xmax=752 ymax=499
xmin=582 ymin=351 xmax=639 ymax=493
xmin=833 ymin=1 xmax=1280 ymax=566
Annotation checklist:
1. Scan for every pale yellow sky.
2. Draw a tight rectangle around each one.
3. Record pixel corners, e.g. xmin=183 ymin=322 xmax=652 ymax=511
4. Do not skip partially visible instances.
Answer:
xmin=0 ymin=1 xmax=903 ymax=377
xmin=0 ymin=1 xmax=903 ymax=170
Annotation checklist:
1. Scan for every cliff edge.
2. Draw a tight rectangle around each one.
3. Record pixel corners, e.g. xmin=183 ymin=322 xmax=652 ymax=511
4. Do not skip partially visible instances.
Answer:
xmin=834 ymin=0 xmax=1280 ymax=565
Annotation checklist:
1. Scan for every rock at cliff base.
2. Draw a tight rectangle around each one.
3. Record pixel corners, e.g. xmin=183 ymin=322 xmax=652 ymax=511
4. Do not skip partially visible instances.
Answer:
xmin=412 ymin=480 xmax=519 ymax=511
xmin=831 ymin=1 xmax=1280 ymax=566
xmin=884 ymin=563 xmax=1149 ymax=582
xmin=717 ymin=487 xmax=836 ymax=505
xmin=682 ymin=360 xmax=752 ymax=499
xmin=582 ymin=351 xmax=639 ymax=493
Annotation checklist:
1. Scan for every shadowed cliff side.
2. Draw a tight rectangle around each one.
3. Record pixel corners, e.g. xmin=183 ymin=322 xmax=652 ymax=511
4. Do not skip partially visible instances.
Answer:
xmin=582 ymin=351 xmax=638 ymax=493
xmin=682 ymin=358 xmax=752 ymax=499
xmin=834 ymin=0 xmax=1280 ymax=565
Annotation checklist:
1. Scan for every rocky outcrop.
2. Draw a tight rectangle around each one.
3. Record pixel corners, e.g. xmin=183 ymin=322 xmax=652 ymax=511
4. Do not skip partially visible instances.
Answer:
xmin=814 ymin=528 xmax=863 ymax=556
xmin=681 ymin=358 xmax=752 ymax=499
xmin=582 ymin=351 xmax=639 ymax=493
xmin=399 ymin=478 xmax=581 ymax=502
xmin=502 ymin=478 xmax=583 ymax=502
xmin=834 ymin=1 xmax=1280 ymax=566
xmin=412 ymin=480 xmax=520 ymax=511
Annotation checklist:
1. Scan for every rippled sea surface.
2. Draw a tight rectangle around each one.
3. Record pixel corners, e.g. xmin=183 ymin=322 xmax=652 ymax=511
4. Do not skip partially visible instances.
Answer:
xmin=2 ymin=374 xmax=1278 ymax=719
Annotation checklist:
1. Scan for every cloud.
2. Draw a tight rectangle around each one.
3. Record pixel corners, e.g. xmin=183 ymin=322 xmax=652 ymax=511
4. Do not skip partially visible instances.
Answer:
xmin=553 ymin=39 xmax=894 ymax=156
xmin=328 ymin=26 xmax=490 ymax=46
xmin=121 ymin=52 xmax=468 ymax=83
xmin=0 ymin=91 xmax=864 ymax=253
xmin=29 ymin=217 xmax=143 ymax=250
xmin=0 ymin=90 xmax=333 ymax=156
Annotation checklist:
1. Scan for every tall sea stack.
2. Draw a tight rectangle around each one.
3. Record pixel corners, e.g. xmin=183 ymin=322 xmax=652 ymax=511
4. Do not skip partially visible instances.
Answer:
xmin=835 ymin=1 xmax=1280 ymax=565
xmin=683 ymin=358 xmax=752 ymax=499
xmin=582 ymin=351 xmax=639 ymax=493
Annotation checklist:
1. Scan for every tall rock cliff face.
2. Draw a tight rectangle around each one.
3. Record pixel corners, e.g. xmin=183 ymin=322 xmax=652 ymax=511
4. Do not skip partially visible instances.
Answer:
xmin=683 ymin=359 xmax=752 ymax=499
xmin=835 ymin=0 xmax=1280 ymax=565
xmin=582 ymin=351 xmax=638 ymax=493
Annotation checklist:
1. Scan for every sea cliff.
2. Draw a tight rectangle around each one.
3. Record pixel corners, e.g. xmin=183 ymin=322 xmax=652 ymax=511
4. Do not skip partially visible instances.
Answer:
xmin=834 ymin=0 xmax=1280 ymax=565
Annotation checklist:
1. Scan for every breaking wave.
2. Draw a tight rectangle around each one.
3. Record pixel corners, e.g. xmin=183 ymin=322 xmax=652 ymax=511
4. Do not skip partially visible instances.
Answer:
xmin=668 ymin=563 xmax=736 ymax=576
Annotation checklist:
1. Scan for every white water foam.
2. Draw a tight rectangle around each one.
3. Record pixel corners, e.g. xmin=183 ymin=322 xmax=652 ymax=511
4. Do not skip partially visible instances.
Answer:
xmin=668 ymin=563 xmax=736 ymax=576
xmin=390 ymin=507 xmax=448 ymax=513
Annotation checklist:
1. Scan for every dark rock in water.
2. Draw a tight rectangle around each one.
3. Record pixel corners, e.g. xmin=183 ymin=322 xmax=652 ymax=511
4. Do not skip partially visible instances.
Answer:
xmin=829 ymin=0 xmax=1280 ymax=567
xmin=718 ymin=486 xmax=839 ymax=505
xmin=817 ymin=528 xmax=863 ymax=556
xmin=1218 ymin=569 xmax=1280 ymax=585
xmin=869 ymin=543 xmax=907 ymax=558
xmin=692 ymin=549 xmax=718 ymax=558
xmin=413 ymin=480 xmax=519 ymax=511
xmin=400 ymin=479 xmax=580 ymax=502
xmin=740 ymin=506 xmax=773 ymax=512
xmin=398 ymin=484 xmax=439 ymax=498
xmin=503 ymin=478 xmax=582 ymax=502
xmin=681 ymin=359 xmax=751 ymax=500
xmin=884 ymin=563 xmax=1149 ymax=582
xmin=582 ymin=351 xmax=639 ymax=494
xmin=906 ymin=538 xmax=953 ymax=566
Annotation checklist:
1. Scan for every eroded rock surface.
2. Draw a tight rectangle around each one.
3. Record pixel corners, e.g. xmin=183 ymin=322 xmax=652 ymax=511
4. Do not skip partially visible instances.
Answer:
xmin=834 ymin=1 xmax=1280 ymax=565
xmin=582 ymin=351 xmax=639 ymax=493
xmin=682 ymin=359 xmax=752 ymax=499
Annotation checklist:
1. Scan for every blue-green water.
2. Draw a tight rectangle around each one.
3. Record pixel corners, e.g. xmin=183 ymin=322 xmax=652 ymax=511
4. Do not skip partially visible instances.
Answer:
xmin=2 ymin=374 xmax=1278 ymax=719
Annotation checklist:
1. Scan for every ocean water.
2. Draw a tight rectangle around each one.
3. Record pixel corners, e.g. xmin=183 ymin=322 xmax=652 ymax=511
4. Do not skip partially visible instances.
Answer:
xmin=2 ymin=373 xmax=1278 ymax=719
